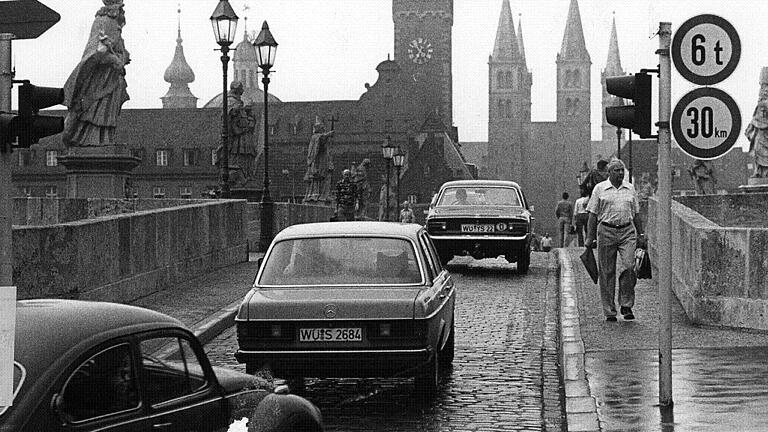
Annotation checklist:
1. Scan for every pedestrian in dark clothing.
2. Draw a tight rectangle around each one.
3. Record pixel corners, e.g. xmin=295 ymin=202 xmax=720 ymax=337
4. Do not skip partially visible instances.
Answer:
xmin=585 ymin=159 xmax=645 ymax=322
xmin=581 ymin=159 xmax=609 ymax=197
xmin=334 ymin=169 xmax=358 ymax=221
xmin=555 ymin=192 xmax=573 ymax=248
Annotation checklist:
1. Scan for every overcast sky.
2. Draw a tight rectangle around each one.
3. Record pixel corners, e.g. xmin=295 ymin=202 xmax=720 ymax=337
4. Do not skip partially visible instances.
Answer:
xmin=11 ymin=0 xmax=767 ymax=150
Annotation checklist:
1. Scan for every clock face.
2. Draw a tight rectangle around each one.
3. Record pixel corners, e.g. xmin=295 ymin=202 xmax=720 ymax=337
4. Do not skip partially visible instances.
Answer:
xmin=407 ymin=37 xmax=433 ymax=64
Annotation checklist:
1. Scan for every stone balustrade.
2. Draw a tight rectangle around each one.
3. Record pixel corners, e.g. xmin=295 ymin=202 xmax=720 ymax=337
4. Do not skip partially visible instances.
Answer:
xmin=648 ymin=194 xmax=768 ymax=331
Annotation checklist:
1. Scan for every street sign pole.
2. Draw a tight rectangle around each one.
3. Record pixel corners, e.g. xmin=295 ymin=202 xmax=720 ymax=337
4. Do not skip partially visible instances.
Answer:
xmin=657 ymin=21 xmax=673 ymax=407
xmin=0 ymin=32 xmax=15 ymax=407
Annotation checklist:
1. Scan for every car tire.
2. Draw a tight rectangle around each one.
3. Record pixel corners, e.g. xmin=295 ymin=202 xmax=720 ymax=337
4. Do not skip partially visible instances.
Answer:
xmin=414 ymin=352 xmax=439 ymax=397
xmin=517 ymin=247 xmax=531 ymax=274
xmin=439 ymin=321 xmax=455 ymax=368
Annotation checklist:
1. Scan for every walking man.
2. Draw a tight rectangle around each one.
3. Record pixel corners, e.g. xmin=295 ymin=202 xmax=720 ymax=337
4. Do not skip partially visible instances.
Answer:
xmin=585 ymin=159 xmax=645 ymax=322
xmin=555 ymin=192 xmax=573 ymax=248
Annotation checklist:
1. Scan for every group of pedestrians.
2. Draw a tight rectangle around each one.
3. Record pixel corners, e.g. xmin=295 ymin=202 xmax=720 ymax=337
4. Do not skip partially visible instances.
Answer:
xmin=552 ymin=158 xmax=646 ymax=322
xmin=333 ymin=167 xmax=416 ymax=223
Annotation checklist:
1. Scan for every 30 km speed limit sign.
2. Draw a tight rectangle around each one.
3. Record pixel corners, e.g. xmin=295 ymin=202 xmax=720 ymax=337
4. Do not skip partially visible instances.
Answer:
xmin=672 ymin=87 xmax=741 ymax=160
xmin=672 ymin=14 xmax=740 ymax=85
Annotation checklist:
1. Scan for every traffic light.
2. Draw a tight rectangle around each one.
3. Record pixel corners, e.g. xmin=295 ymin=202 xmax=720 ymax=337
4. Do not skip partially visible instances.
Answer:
xmin=16 ymin=82 xmax=64 ymax=148
xmin=605 ymin=72 xmax=652 ymax=138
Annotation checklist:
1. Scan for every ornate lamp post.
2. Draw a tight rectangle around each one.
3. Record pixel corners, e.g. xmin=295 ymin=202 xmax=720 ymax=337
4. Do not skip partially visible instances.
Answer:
xmin=210 ymin=0 xmax=238 ymax=199
xmin=393 ymin=147 xmax=405 ymax=219
xmin=381 ymin=136 xmax=395 ymax=221
xmin=253 ymin=20 xmax=278 ymax=251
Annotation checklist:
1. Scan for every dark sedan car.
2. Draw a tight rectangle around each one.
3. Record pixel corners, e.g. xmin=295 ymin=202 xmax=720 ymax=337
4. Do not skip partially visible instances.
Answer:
xmin=426 ymin=180 xmax=533 ymax=273
xmin=0 ymin=299 xmax=323 ymax=432
xmin=235 ymin=222 xmax=455 ymax=397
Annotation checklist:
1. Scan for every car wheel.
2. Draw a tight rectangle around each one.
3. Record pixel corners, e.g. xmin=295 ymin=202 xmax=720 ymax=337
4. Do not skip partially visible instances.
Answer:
xmin=439 ymin=321 xmax=455 ymax=368
xmin=517 ymin=248 xmax=530 ymax=274
xmin=414 ymin=352 xmax=439 ymax=397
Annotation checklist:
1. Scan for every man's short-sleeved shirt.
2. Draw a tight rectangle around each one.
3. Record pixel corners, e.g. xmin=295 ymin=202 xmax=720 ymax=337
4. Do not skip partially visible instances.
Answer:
xmin=586 ymin=179 xmax=639 ymax=225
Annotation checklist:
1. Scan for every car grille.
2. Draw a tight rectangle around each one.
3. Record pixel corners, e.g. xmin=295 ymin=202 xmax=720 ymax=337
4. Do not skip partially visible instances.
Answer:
xmin=427 ymin=218 xmax=529 ymax=236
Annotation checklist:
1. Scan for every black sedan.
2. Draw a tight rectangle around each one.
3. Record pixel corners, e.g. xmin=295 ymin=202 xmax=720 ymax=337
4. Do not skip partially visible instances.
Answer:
xmin=0 ymin=299 xmax=323 ymax=432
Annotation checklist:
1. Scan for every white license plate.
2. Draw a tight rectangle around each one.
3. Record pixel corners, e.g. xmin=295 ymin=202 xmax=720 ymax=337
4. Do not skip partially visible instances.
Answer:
xmin=461 ymin=224 xmax=494 ymax=233
xmin=299 ymin=327 xmax=362 ymax=342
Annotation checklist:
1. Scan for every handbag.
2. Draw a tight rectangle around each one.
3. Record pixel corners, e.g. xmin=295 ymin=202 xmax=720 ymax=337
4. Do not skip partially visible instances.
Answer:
xmin=634 ymin=247 xmax=652 ymax=279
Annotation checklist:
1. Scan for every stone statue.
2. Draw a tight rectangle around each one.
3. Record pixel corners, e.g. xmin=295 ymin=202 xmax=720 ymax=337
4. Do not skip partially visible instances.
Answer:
xmin=62 ymin=0 xmax=130 ymax=147
xmin=745 ymin=67 xmax=768 ymax=178
xmin=353 ymin=158 xmax=371 ymax=219
xmin=688 ymin=160 xmax=716 ymax=195
xmin=303 ymin=119 xmax=335 ymax=202
xmin=222 ymin=81 xmax=258 ymax=187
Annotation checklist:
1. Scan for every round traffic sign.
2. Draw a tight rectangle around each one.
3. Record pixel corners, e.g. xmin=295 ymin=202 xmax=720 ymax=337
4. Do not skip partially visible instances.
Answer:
xmin=672 ymin=87 xmax=741 ymax=160
xmin=672 ymin=14 xmax=740 ymax=85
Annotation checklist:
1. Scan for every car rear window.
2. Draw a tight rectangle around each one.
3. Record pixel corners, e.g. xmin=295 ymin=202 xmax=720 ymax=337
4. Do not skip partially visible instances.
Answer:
xmin=436 ymin=186 xmax=521 ymax=207
xmin=259 ymin=237 xmax=422 ymax=286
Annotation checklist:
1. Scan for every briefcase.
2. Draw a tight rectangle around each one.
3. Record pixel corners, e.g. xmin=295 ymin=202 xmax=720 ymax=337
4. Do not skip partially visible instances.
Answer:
xmin=634 ymin=247 xmax=652 ymax=279
xmin=579 ymin=247 xmax=599 ymax=284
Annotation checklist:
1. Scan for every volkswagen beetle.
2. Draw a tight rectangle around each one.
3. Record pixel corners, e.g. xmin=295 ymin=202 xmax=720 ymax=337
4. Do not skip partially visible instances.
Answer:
xmin=0 ymin=300 xmax=323 ymax=432
xmin=235 ymin=222 xmax=456 ymax=397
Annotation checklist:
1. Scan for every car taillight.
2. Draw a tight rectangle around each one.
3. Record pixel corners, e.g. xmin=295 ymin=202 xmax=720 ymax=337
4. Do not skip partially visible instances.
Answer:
xmin=427 ymin=221 xmax=447 ymax=231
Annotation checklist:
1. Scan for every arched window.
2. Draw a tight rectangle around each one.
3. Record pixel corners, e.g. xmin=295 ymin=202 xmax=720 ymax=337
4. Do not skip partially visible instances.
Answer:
xmin=498 ymin=99 xmax=505 ymax=119
xmin=572 ymin=98 xmax=580 ymax=115
xmin=573 ymin=70 xmax=581 ymax=88
xmin=505 ymin=71 xmax=513 ymax=89
xmin=565 ymin=98 xmax=573 ymax=116
xmin=505 ymin=99 xmax=512 ymax=118
xmin=564 ymin=71 xmax=572 ymax=88
xmin=497 ymin=71 xmax=505 ymax=89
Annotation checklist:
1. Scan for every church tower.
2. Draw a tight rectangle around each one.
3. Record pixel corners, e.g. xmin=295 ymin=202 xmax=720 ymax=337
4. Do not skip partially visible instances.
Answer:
xmin=161 ymin=6 xmax=197 ymax=109
xmin=392 ymin=0 xmax=453 ymax=129
xmin=600 ymin=15 xmax=625 ymax=157
xmin=556 ymin=0 xmax=591 ymax=126
xmin=487 ymin=0 xmax=529 ymax=180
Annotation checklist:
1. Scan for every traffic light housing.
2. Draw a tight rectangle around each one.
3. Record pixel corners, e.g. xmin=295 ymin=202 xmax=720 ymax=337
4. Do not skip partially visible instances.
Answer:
xmin=605 ymin=72 xmax=652 ymax=138
xmin=17 ymin=82 xmax=64 ymax=148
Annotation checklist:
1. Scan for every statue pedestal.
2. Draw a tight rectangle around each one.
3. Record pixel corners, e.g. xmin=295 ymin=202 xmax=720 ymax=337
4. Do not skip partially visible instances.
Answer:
xmin=58 ymin=145 xmax=141 ymax=198
xmin=738 ymin=177 xmax=768 ymax=193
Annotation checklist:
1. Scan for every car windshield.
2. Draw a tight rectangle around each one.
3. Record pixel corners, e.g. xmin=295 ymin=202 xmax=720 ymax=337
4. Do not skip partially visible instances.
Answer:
xmin=259 ymin=237 xmax=422 ymax=286
xmin=436 ymin=186 xmax=521 ymax=207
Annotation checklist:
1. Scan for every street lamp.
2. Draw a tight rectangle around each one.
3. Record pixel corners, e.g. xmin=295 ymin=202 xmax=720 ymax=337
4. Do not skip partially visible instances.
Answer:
xmin=253 ymin=20 xmax=278 ymax=251
xmin=393 ymin=147 xmax=405 ymax=220
xmin=381 ymin=136 xmax=395 ymax=221
xmin=210 ymin=0 xmax=238 ymax=199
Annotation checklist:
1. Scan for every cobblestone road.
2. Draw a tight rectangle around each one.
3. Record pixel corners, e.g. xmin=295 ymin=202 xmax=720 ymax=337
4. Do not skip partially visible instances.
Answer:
xmin=205 ymin=253 xmax=566 ymax=431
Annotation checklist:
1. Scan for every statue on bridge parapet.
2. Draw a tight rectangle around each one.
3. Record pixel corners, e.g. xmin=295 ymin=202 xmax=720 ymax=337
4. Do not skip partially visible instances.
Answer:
xmin=62 ymin=0 xmax=130 ymax=147
xmin=303 ymin=118 xmax=335 ymax=203
xmin=745 ymin=67 xmax=768 ymax=178
xmin=221 ymin=81 xmax=258 ymax=188
xmin=688 ymin=160 xmax=716 ymax=195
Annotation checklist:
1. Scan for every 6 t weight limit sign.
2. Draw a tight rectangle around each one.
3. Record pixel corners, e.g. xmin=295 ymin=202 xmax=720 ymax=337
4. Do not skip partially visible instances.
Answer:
xmin=672 ymin=87 xmax=741 ymax=160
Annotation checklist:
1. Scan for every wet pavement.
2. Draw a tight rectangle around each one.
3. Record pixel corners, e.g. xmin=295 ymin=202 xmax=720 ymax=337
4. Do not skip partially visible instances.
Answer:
xmin=560 ymin=247 xmax=768 ymax=432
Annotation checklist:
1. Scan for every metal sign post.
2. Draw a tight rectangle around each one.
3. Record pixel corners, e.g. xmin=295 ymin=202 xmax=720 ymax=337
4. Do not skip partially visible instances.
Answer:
xmin=657 ymin=22 xmax=673 ymax=408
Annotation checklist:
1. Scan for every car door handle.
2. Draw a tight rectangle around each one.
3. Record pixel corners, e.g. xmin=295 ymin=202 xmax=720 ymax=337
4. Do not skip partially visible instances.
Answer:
xmin=153 ymin=422 xmax=173 ymax=430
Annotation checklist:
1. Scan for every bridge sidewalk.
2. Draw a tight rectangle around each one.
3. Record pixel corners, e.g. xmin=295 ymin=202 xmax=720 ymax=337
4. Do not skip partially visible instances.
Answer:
xmin=129 ymin=253 xmax=263 ymax=345
xmin=558 ymin=247 xmax=768 ymax=432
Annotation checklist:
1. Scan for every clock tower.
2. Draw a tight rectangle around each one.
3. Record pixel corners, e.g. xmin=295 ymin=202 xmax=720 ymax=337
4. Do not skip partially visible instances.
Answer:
xmin=393 ymin=0 xmax=453 ymax=129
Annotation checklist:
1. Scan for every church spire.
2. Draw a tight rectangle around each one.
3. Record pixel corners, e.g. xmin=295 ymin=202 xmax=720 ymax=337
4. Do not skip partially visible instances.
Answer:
xmin=162 ymin=4 xmax=197 ymax=108
xmin=491 ymin=0 xmax=520 ymax=61
xmin=517 ymin=14 xmax=527 ymax=68
xmin=559 ymin=0 xmax=590 ymax=61
xmin=604 ymin=14 xmax=623 ymax=76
